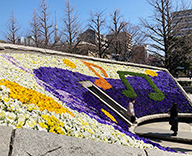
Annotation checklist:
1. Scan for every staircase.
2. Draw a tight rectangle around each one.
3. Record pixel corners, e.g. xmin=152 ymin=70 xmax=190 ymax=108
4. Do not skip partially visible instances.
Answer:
xmin=79 ymin=81 xmax=132 ymax=126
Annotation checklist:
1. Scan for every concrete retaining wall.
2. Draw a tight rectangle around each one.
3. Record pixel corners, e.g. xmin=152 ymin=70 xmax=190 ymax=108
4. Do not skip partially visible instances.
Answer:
xmin=0 ymin=125 xmax=190 ymax=156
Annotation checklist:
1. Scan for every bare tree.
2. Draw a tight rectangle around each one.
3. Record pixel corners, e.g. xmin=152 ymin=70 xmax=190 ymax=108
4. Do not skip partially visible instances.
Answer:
xmin=107 ymin=9 xmax=129 ymax=55
xmin=122 ymin=24 xmax=148 ymax=63
xmin=88 ymin=9 xmax=108 ymax=58
xmin=61 ymin=0 xmax=82 ymax=53
xmin=107 ymin=9 xmax=133 ymax=61
xmin=38 ymin=0 xmax=54 ymax=48
xmin=4 ymin=10 xmax=20 ymax=44
xmin=125 ymin=23 xmax=147 ymax=46
xmin=107 ymin=11 xmax=147 ymax=62
xmin=28 ymin=9 xmax=41 ymax=47
xmin=140 ymin=0 xmax=192 ymax=74
xmin=146 ymin=53 xmax=163 ymax=66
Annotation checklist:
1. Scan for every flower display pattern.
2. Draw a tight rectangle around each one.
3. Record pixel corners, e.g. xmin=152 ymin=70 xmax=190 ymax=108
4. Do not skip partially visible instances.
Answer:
xmin=101 ymin=108 xmax=118 ymax=123
xmin=63 ymin=59 xmax=76 ymax=68
xmin=0 ymin=79 xmax=73 ymax=116
xmin=0 ymin=52 xmax=190 ymax=152
xmin=81 ymin=60 xmax=112 ymax=90
xmin=145 ymin=69 xmax=158 ymax=77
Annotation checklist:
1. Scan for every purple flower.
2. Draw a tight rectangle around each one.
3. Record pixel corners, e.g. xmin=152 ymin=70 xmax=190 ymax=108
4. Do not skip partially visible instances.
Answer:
xmin=33 ymin=67 xmax=190 ymax=152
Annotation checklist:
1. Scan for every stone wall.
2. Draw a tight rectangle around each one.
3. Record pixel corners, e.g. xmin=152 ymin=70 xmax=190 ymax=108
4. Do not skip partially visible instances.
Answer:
xmin=0 ymin=126 xmax=190 ymax=156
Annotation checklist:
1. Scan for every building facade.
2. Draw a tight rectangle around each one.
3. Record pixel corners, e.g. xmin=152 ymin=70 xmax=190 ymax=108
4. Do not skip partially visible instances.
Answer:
xmin=172 ymin=9 xmax=192 ymax=37
xmin=78 ymin=29 xmax=107 ymax=47
xmin=131 ymin=44 xmax=149 ymax=64
xmin=18 ymin=36 xmax=35 ymax=46
xmin=77 ymin=29 xmax=108 ymax=58
xmin=106 ymin=31 xmax=132 ymax=54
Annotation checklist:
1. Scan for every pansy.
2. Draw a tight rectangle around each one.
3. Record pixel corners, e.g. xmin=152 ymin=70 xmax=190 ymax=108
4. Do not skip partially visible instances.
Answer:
xmin=0 ymin=79 xmax=74 ymax=116
xmin=101 ymin=108 xmax=118 ymax=123
xmin=63 ymin=59 xmax=76 ymax=68
xmin=145 ymin=69 xmax=158 ymax=77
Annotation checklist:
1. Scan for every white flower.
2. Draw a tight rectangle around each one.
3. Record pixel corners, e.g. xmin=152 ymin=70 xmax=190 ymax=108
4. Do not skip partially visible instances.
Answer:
xmin=26 ymin=118 xmax=36 ymax=128
xmin=74 ymin=130 xmax=84 ymax=138
xmin=0 ymin=109 xmax=6 ymax=118
xmin=144 ymin=143 xmax=154 ymax=149
xmin=35 ymin=124 xmax=47 ymax=131
xmin=41 ymin=109 xmax=48 ymax=115
xmin=17 ymin=114 xmax=26 ymax=122
xmin=5 ymin=112 xmax=16 ymax=121
xmin=0 ymin=85 xmax=10 ymax=93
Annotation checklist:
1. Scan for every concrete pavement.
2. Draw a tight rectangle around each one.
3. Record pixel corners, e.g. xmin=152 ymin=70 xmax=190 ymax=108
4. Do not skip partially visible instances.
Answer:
xmin=2 ymin=125 xmax=190 ymax=156
xmin=132 ymin=76 xmax=192 ymax=154
xmin=135 ymin=121 xmax=192 ymax=154
xmin=135 ymin=122 xmax=192 ymax=143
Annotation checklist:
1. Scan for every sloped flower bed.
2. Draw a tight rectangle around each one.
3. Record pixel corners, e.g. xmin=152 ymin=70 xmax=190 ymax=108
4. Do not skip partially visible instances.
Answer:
xmin=0 ymin=52 xmax=191 ymax=152
xmin=34 ymin=67 xmax=192 ymax=118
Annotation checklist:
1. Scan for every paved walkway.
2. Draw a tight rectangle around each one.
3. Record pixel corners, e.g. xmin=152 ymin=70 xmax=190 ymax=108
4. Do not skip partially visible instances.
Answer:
xmin=135 ymin=122 xmax=192 ymax=142
xmin=135 ymin=121 xmax=192 ymax=154
xmin=133 ymin=77 xmax=192 ymax=154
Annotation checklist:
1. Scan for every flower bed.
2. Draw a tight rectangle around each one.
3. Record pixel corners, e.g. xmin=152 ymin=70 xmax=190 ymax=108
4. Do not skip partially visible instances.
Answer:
xmin=0 ymin=52 xmax=191 ymax=152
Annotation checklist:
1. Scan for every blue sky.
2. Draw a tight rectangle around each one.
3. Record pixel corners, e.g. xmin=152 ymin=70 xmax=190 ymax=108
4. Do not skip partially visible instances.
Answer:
xmin=0 ymin=0 xmax=152 ymax=40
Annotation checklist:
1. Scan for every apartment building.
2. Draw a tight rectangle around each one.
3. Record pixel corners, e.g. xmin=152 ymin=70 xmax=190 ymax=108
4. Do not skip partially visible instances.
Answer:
xmin=172 ymin=9 xmax=192 ymax=36
xmin=131 ymin=44 xmax=149 ymax=64
xmin=78 ymin=29 xmax=107 ymax=47
xmin=106 ymin=31 xmax=132 ymax=53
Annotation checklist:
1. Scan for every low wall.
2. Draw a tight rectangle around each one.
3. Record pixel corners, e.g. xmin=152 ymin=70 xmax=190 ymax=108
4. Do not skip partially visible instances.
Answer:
xmin=0 ymin=125 xmax=190 ymax=156
xmin=130 ymin=113 xmax=192 ymax=133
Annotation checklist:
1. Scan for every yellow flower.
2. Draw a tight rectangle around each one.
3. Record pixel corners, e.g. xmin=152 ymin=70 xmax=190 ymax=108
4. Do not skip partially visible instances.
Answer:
xmin=101 ymin=109 xmax=118 ymax=123
xmin=0 ymin=79 xmax=74 ymax=116
xmin=49 ymin=127 xmax=56 ymax=133
xmin=60 ymin=121 xmax=64 ymax=127
xmin=28 ymin=105 xmax=33 ymax=111
xmin=55 ymin=127 xmax=64 ymax=134
xmin=77 ymin=132 xmax=84 ymax=138
xmin=39 ymin=122 xmax=44 ymax=128
xmin=16 ymin=121 xmax=24 ymax=129
xmin=145 ymin=70 xmax=158 ymax=77
xmin=86 ymin=128 xmax=94 ymax=134
xmin=62 ymin=59 xmax=76 ymax=68
xmin=32 ymin=61 xmax=37 ymax=64
xmin=82 ymin=122 xmax=88 ymax=126
xmin=3 ymin=97 xmax=9 ymax=103
xmin=39 ymin=122 xmax=48 ymax=129
xmin=41 ymin=114 xmax=65 ymax=134
xmin=47 ymin=119 xmax=54 ymax=127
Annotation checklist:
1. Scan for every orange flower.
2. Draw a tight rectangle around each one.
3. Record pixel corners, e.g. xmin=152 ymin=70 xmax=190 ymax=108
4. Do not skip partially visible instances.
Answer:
xmin=81 ymin=60 xmax=112 ymax=90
